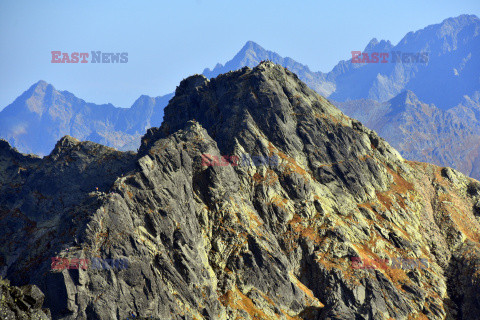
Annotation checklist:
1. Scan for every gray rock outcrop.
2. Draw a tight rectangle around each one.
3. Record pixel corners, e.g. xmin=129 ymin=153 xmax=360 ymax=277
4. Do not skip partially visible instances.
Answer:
xmin=1 ymin=62 xmax=479 ymax=319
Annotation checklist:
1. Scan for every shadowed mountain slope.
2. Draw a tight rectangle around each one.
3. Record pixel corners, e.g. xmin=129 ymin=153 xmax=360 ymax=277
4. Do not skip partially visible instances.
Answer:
xmin=1 ymin=62 xmax=480 ymax=319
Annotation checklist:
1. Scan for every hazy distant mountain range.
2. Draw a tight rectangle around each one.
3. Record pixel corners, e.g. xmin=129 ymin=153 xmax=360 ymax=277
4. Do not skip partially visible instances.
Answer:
xmin=336 ymin=91 xmax=480 ymax=178
xmin=1 ymin=14 xmax=479 ymax=178
xmin=204 ymin=14 xmax=480 ymax=110
xmin=0 ymin=81 xmax=172 ymax=155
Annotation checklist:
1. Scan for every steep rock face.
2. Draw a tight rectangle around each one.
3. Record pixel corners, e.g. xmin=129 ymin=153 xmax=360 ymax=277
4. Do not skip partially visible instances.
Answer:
xmin=3 ymin=14 xmax=479 ymax=183
xmin=198 ymin=15 xmax=480 ymax=182
xmin=1 ymin=62 xmax=480 ymax=319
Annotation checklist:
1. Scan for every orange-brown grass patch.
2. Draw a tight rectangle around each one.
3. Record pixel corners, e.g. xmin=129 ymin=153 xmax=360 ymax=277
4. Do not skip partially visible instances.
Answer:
xmin=270 ymin=195 xmax=288 ymax=209
xmin=257 ymin=291 xmax=275 ymax=306
xmin=393 ymin=224 xmax=412 ymax=241
xmin=313 ymin=242 xmax=346 ymax=272
xmin=245 ymin=211 xmax=265 ymax=238
xmin=432 ymin=167 xmax=449 ymax=188
xmin=352 ymin=242 xmax=381 ymax=263
xmin=253 ymin=173 xmax=264 ymax=184
xmin=219 ymin=287 xmax=271 ymax=319
xmin=357 ymin=202 xmax=375 ymax=215
xmin=289 ymin=214 xmax=302 ymax=225
xmin=384 ymin=165 xmax=414 ymax=194
xmin=359 ymin=203 xmax=413 ymax=243
xmin=408 ymin=312 xmax=430 ymax=320
xmin=252 ymin=170 xmax=278 ymax=186
xmin=354 ymin=232 xmax=411 ymax=288
xmin=313 ymin=248 xmax=362 ymax=286
xmin=314 ymin=252 xmax=339 ymax=271
xmin=288 ymin=214 xmax=321 ymax=244
xmin=435 ymin=186 xmax=480 ymax=243
xmin=314 ymin=112 xmax=342 ymax=126
xmin=279 ymin=229 xmax=299 ymax=254
xmin=247 ymin=211 xmax=263 ymax=227
xmin=374 ymin=164 xmax=415 ymax=211
xmin=383 ymin=267 xmax=409 ymax=288
xmin=437 ymin=193 xmax=452 ymax=203
xmin=406 ymin=160 xmax=429 ymax=168
xmin=277 ymin=151 xmax=308 ymax=176
xmin=376 ymin=192 xmax=393 ymax=210
xmin=267 ymin=142 xmax=276 ymax=156
xmin=449 ymin=209 xmax=480 ymax=243
xmin=357 ymin=202 xmax=387 ymax=226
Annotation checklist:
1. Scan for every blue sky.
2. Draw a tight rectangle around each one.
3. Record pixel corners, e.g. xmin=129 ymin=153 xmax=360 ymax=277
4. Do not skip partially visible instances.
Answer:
xmin=1 ymin=0 xmax=479 ymax=110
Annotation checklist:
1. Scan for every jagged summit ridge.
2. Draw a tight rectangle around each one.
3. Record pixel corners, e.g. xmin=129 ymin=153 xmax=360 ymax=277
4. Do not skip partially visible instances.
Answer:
xmin=159 ymin=61 xmax=345 ymax=145
xmin=144 ymin=61 xmax=404 ymax=206
xmin=156 ymin=61 xmax=396 ymax=154
xmin=1 ymin=61 xmax=480 ymax=319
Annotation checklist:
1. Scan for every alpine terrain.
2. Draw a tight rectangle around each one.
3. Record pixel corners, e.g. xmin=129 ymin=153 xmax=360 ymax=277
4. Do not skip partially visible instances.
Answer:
xmin=1 ymin=62 xmax=480 ymax=319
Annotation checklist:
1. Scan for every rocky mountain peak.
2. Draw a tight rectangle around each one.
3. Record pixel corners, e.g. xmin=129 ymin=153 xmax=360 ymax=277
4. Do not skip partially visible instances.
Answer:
xmin=241 ymin=40 xmax=265 ymax=52
xmin=143 ymin=62 xmax=404 ymax=205
xmin=49 ymin=135 xmax=80 ymax=154
xmin=364 ymin=38 xmax=393 ymax=52
xmin=0 ymin=138 xmax=13 ymax=152
xmin=30 ymin=80 xmax=50 ymax=92
xmin=150 ymin=62 xmax=349 ymax=159
xmin=10 ymin=80 xmax=57 ymax=115
xmin=175 ymin=74 xmax=209 ymax=96
xmin=202 ymin=41 xmax=288 ymax=79
xmin=2 ymin=62 xmax=480 ymax=319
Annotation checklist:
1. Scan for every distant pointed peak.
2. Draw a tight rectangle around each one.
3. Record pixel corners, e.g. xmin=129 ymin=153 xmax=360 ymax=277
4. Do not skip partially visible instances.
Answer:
xmin=244 ymin=40 xmax=262 ymax=48
xmin=239 ymin=41 xmax=266 ymax=54
xmin=6 ymin=81 xmax=57 ymax=109
xmin=366 ymin=38 xmax=379 ymax=47
xmin=35 ymin=80 xmax=48 ymax=86
xmin=130 ymin=95 xmax=157 ymax=112
xmin=134 ymin=94 xmax=154 ymax=103
xmin=21 ymin=81 xmax=57 ymax=100
xmin=28 ymin=80 xmax=53 ymax=92
xmin=364 ymin=38 xmax=393 ymax=52
xmin=389 ymin=90 xmax=420 ymax=105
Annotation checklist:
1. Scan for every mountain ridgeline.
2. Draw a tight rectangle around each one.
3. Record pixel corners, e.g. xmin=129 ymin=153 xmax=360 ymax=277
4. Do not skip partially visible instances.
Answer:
xmin=204 ymin=15 xmax=480 ymax=110
xmin=201 ymin=14 xmax=480 ymax=180
xmin=1 ymin=15 xmax=479 ymax=184
xmin=0 ymin=80 xmax=172 ymax=156
xmin=1 ymin=62 xmax=480 ymax=319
